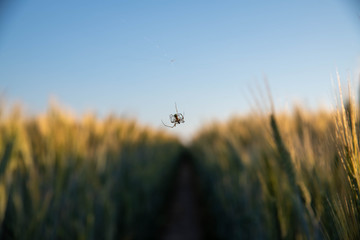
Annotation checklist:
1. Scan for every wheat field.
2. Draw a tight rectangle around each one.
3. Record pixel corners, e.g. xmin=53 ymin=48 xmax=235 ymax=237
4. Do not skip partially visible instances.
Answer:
xmin=1 ymin=81 xmax=360 ymax=239
xmin=191 ymin=82 xmax=360 ymax=239
xmin=0 ymin=102 xmax=182 ymax=239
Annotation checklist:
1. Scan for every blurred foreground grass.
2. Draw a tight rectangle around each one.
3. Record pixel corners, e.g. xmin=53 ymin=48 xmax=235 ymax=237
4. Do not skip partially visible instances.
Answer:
xmin=191 ymin=81 xmax=360 ymax=239
xmin=0 ymin=103 xmax=182 ymax=239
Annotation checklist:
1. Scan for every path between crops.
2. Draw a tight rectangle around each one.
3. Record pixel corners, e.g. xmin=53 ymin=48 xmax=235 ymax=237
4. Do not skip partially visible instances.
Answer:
xmin=160 ymin=157 xmax=205 ymax=240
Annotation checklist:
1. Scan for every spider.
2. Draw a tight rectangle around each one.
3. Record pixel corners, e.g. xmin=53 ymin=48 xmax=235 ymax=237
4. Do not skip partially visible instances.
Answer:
xmin=162 ymin=103 xmax=185 ymax=128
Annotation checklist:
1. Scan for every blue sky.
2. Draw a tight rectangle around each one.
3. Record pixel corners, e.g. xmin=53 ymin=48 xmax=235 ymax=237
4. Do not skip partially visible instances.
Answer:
xmin=0 ymin=0 xmax=359 ymax=138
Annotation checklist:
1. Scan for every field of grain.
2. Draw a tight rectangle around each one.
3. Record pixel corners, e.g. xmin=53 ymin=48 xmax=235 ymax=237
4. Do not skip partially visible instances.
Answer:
xmin=0 ymin=103 xmax=182 ymax=239
xmin=1 ymin=82 xmax=360 ymax=240
xmin=191 ymin=83 xmax=360 ymax=239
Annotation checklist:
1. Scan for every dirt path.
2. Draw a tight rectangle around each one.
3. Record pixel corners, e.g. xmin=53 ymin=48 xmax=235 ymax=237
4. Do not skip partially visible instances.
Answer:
xmin=161 ymin=159 xmax=204 ymax=240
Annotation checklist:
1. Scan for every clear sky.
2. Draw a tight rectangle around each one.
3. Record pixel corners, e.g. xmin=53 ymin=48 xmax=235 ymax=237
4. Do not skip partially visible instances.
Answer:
xmin=0 ymin=0 xmax=359 ymax=139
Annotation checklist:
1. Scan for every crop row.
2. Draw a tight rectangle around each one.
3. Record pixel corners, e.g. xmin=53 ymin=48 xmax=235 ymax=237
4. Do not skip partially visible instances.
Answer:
xmin=0 ymin=104 xmax=182 ymax=239
xmin=191 ymin=86 xmax=360 ymax=239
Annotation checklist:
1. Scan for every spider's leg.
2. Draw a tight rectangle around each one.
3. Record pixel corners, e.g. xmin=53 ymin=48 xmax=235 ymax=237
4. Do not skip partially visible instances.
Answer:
xmin=162 ymin=120 xmax=176 ymax=128
xmin=175 ymin=102 xmax=178 ymax=114
xmin=162 ymin=120 xmax=172 ymax=128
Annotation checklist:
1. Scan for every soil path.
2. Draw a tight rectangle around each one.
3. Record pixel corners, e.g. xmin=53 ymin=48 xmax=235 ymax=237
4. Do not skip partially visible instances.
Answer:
xmin=161 ymin=158 xmax=204 ymax=240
